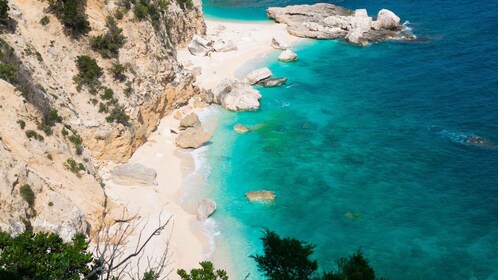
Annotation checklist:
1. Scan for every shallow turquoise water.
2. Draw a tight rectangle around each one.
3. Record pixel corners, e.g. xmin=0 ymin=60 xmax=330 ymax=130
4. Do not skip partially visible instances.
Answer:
xmin=202 ymin=0 xmax=498 ymax=279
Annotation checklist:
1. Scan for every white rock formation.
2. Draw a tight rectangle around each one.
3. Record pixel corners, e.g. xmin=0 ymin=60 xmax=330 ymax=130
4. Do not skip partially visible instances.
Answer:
xmin=175 ymin=128 xmax=212 ymax=149
xmin=179 ymin=113 xmax=201 ymax=130
xmin=245 ymin=67 xmax=273 ymax=85
xmin=373 ymin=9 xmax=400 ymax=30
xmin=278 ymin=50 xmax=298 ymax=62
xmin=212 ymin=79 xmax=262 ymax=111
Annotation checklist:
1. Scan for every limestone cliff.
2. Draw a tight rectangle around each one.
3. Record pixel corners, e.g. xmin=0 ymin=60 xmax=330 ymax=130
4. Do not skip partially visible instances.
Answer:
xmin=0 ymin=0 xmax=205 ymax=240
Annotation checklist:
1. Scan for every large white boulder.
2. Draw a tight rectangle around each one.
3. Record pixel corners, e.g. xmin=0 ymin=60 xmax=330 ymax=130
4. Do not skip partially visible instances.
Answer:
xmin=373 ymin=9 xmax=400 ymax=30
xmin=175 ymin=128 xmax=212 ymax=149
xmin=245 ymin=67 xmax=272 ymax=85
xmin=278 ymin=50 xmax=298 ymax=62
xmin=212 ymin=79 xmax=262 ymax=111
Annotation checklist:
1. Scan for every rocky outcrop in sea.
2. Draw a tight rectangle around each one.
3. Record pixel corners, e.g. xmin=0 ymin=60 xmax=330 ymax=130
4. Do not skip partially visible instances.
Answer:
xmin=267 ymin=3 xmax=414 ymax=45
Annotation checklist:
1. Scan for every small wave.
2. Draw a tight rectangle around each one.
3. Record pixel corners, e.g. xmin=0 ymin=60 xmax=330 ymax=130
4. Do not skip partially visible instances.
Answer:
xmin=281 ymin=102 xmax=290 ymax=108
xmin=202 ymin=218 xmax=221 ymax=259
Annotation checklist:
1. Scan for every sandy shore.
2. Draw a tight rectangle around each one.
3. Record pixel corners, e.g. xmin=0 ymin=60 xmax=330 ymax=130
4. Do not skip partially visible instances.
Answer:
xmin=103 ymin=19 xmax=302 ymax=279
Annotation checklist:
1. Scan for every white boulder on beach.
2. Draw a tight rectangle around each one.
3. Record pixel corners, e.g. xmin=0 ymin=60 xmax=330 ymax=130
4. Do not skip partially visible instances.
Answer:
xmin=212 ymin=79 xmax=262 ymax=111
xmin=278 ymin=50 xmax=298 ymax=62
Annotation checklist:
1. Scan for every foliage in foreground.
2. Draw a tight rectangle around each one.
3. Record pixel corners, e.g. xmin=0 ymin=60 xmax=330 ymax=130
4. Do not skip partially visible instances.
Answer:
xmin=177 ymin=261 xmax=229 ymax=280
xmin=252 ymin=229 xmax=383 ymax=280
xmin=0 ymin=231 xmax=94 ymax=280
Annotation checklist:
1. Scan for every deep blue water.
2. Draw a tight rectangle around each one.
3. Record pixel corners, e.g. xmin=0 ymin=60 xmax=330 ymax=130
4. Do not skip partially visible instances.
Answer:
xmin=202 ymin=0 xmax=498 ymax=279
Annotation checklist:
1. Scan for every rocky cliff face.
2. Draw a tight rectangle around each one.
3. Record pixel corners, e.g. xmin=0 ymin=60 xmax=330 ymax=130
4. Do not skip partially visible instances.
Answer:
xmin=0 ymin=0 xmax=205 ymax=240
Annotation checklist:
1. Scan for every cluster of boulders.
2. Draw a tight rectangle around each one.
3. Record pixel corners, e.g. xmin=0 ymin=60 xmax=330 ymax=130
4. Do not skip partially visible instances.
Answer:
xmin=175 ymin=113 xmax=212 ymax=149
xmin=188 ymin=34 xmax=238 ymax=56
xmin=267 ymin=3 xmax=413 ymax=46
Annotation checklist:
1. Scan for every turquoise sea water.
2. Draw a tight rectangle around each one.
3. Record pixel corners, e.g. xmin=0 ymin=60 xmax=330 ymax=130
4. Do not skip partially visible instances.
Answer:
xmin=201 ymin=0 xmax=498 ymax=279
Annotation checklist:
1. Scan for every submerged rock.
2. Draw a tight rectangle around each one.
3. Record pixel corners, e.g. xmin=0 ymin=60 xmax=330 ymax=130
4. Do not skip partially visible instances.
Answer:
xmin=278 ymin=50 xmax=298 ymax=62
xmin=175 ymin=127 xmax=212 ymax=149
xmin=465 ymin=136 xmax=494 ymax=148
xmin=111 ymin=163 xmax=158 ymax=186
xmin=258 ymin=77 xmax=288 ymax=87
xmin=245 ymin=68 xmax=273 ymax=85
xmin=246 ymin=190 xmax=276 ymax=203
xmin=197 ymin=199 xmax=217 ymax=222
xmin=234 ymin=124 xmax=250 ymax=134
xmin=212 ymin=79 xmax=262 ymax=111
xmin=179 ymin=113 xmax=201 ymax=130
xmin=267 ymin=3 xmax=411 ymax=45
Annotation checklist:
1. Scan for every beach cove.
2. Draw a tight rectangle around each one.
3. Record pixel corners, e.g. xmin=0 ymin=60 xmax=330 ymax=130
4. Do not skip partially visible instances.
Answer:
xmin=105 ymin=0 xmax=498 ymax=279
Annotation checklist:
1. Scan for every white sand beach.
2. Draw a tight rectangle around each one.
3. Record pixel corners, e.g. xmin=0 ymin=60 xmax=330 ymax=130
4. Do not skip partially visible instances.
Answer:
xmin=102 ymin=19 xmax=302 ymax=279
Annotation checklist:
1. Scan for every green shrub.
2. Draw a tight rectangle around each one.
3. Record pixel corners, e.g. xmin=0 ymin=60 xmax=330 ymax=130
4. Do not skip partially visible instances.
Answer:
xmin=0 ymin=0 xmax=10 ymax=24
xmin=47 ymin=0 xmax=90 ymax=36
xmin=114 ymin=9 xmax=124 ymax=20
xmin=124 ymin=81 xmax=133 ymax=96
xmin=98 ymin=102 xmax=108 ymax=113
xmin=74 ymin=55 xmax=103 ymax=93
xmin=46 ymin=109 xmax=62 ymax=125
xmin=64 ymin=158 xmax=85 ymax=175
xmin=90 ymin=16 xmax=126 ymax=58
xmin=0 ymin=63 xmax=16 ymax=82
xmin=101 ymin=88 xmax=114 ymax=100
xmin=37 ymin=122 xmax=53 ymax=136
xmin=25 ymin=130 xmax=44 ymax=141
xmin=61 ymin=127 xmax=69 ymax=136
xmin=111 ymin=63 xmax=126 ymax=81
xmin=177 ymin=0 xmax=193 ymax=9
xmin=133 ymin=3 xmax=149 ymax=20
xmin=106 ymin=105 xmax=129 ymax=125
xmin=17 ymin=120 xmax=26 ymax=130
xmin=177 ymin=262 xmax=228 ymax=280
xmin=40 ymin=16 xmax=50 ymax=26
xmin=19 ymin=184 xmax=35 ymax=207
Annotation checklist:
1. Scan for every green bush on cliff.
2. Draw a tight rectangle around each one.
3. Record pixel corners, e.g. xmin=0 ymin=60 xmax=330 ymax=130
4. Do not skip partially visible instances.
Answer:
xmin=47 ymin=0 xmax=90 ymax=36
xmin=0 ymin=0 xmax=10 ymax=24
xmin=19 ymin=184 xmax=35 ymax=208
xmin=90 ymin=16 xmax=126 ymax=58
xmin=74 ymin=55 xmax=103 ymax=93
xmin=177 ymin=0 xmax=193 ymax=9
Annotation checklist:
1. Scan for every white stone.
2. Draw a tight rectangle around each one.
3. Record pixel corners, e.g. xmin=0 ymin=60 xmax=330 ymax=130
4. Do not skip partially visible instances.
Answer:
xmin=245 ymin=67 xmax=272 ymax=85
xmin=278 ymin=50 xmax=298 ymax=62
